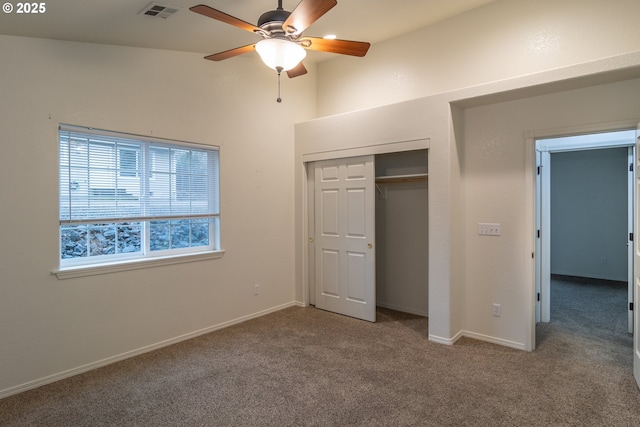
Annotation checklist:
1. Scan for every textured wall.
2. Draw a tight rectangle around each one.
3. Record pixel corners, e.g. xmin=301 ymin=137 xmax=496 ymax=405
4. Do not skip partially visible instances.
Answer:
xmin=0 ymin=35 xmax=315 ymax=396
xmin=317 ymin=0 xmax=640 ymax=117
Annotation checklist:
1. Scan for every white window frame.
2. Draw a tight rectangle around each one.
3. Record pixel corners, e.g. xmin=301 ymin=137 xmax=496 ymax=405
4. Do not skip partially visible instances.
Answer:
xmin=54 ymin=125 xmax=224 ymax=279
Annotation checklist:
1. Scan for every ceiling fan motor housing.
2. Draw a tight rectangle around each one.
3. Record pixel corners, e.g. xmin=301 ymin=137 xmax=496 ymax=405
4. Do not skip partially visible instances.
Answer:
xmin=258 ymin=9 xmax=292 ymax=35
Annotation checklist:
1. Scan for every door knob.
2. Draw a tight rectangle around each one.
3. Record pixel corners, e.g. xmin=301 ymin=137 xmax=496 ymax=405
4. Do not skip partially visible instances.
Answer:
xmin=368 ymin=243 xmax=373 ymax=249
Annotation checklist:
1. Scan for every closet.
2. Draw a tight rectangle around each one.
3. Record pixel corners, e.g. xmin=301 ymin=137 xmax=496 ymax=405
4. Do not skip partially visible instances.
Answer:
xmin=375 ymin=150 xmax=429 ymax=316
xmin=309 ymin=149 xmax=428 ymax=321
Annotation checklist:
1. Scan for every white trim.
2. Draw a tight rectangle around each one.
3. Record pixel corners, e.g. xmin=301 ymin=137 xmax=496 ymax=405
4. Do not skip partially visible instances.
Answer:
xmin=303 ymin=162 xmax=314 ymax=307
xmin=53 ymin=250 xmax=225 ymax=279
xmin=429 ymin=330 xmax=463 ymax=346
xmin=0 ymin=301 xmax=295 ymax=399
xmin=461 ymin=331 xmax=526 ymax=351
xmin=429 ymin=329 xmax=525 ymax=350
xmin=534 ymin=127 xmax=636 ymax=323
xmin=533 ymin=143 xmax=542 ymax=325
xmin=539 ymin=150 xmax=551 ymax=323
xmin=536 ymin=129 xmax=635 ymax=152
xmin=634 ymin=122 xmax=640 ymax=388
xmin=524 ymin=136 xmax=536 ymax=351
xmin=628 ymin=146 xmax=635 ymax=334
xmin=302 ymin=138 xmax=430 ymax=163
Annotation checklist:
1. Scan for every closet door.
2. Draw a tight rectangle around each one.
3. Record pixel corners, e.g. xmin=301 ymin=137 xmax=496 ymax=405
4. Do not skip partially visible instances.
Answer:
xmin=314 ymin=155 xmax=376 ymax=322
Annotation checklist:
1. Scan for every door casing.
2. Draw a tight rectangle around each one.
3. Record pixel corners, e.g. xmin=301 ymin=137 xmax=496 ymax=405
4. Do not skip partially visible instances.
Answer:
xmin=531 ymin=127 xmax=636 ymax=345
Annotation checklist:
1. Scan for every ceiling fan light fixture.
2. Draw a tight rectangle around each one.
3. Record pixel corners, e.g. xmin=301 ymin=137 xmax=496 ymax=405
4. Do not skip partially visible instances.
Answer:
xmin=255 ymin=38 xmax=306 ymax=72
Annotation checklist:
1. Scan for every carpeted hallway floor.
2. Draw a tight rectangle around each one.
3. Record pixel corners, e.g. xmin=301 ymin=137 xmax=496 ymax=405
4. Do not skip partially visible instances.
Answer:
xmin=1 ymin=275 xmax=639 ymax=426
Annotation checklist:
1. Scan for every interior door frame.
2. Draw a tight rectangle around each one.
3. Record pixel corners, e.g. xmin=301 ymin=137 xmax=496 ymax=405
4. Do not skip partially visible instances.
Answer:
xmin=629 ymin=146 xmax=635 ymax=333
xmin=634 ymin=122 xmax=640 ymax=389
xmin=530 ymin=124 xmax=636 ymax=339
xmin=301 ymin=139 xmax=430 ymax=308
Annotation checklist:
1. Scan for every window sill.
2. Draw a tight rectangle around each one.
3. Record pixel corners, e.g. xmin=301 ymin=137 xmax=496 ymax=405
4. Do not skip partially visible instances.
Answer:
xmin=53 ymin=250 xmax=225 ymax=280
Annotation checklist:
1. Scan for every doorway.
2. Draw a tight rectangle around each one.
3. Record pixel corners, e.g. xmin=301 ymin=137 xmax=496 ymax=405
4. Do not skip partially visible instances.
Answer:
xmin=375 ymin=151 xmax=429 ymax=317
xmin=307 ymin=149 xmax=429 ymax=322
xmin=535 ymin=129 xmax=635 ymax=333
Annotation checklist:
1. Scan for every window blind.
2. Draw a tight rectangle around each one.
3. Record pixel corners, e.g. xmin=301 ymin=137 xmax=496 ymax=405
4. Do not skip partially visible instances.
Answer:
xmin=59 ymin=125 xmax=219 ymax=225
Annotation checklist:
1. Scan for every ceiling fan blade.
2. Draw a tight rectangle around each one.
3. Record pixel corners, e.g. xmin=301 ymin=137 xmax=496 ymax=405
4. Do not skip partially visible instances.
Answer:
xmin=204 ymin=44 xmax=256 ymax=61
xmin=190 ymin=4 xmax=262 ymax=33
xmin=283 ymin=0 xmax=337 ymax=36
xmin=300 ymin=37 xmax=370 ymax=57
xmin=286 ymin=62 xmax=308 ymax=78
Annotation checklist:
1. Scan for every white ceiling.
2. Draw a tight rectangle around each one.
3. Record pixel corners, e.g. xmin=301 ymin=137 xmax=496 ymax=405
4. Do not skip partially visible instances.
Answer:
xmin=0 ymin=0 xmax=495 ymax=62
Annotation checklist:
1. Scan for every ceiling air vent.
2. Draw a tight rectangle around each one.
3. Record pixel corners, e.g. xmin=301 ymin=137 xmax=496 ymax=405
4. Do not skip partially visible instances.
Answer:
xmin=139 ymin=2 xmax=179 ymax=19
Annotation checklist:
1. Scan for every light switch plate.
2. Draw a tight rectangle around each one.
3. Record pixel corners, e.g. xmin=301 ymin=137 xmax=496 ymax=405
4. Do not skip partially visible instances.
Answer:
xmin=478 ymin=223 xmax=501 ymax=236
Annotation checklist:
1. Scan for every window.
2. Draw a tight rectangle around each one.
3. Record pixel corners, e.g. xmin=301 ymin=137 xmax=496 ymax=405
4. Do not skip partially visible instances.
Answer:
xmin=58 ymin=125 xmax=220 ymax=271
xmin=119 ymin=147 xmax=139 ymax=177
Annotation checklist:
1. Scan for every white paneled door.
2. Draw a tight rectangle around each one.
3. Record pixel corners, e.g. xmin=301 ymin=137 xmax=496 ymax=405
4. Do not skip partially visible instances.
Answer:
xmin=314 ymin=156 xmax=376 ymax=322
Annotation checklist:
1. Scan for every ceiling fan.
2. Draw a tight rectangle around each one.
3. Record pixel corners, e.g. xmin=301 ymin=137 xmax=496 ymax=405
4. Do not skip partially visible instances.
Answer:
xmin=190 ymin=0 xmax=371 ymax=81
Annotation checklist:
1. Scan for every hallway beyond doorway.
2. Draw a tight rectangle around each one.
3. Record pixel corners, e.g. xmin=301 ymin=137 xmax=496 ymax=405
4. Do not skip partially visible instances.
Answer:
xmin=538 ymin=275 xmax=632 ymax=353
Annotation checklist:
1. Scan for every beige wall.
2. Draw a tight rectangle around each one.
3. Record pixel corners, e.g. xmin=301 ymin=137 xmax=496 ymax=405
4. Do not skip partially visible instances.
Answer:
xmin=461 ymin=78 xmax=640 ymax=346
xmin=316 ymin=0 xmax=640 ymax=117
xmin=298 ymin=0 xmax=640 ymax=349
xmin=0 ymin=35 xmax=316 ymax=396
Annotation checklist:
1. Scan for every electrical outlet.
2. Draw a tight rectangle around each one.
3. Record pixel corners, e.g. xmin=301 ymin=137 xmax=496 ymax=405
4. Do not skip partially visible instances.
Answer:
xmin=478 ymin=223 xmax=501 ymax=236
xmin=254 ymin=284 xmax=261 ymax=296
xmin=492 ymin=303 xmax=501 ymax=317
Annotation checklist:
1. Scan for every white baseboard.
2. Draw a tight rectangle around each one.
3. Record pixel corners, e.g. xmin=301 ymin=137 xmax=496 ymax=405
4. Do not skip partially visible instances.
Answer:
xmin=429 ymin=329 xmax=463 ymax=345
xmin=461 ymin=330 xmax=526 ymax=351
xmin=429 ymin=330 xmax=524 ymax=350
xmin=429 ymin=331 xmax=526 ymax=350
xmin=0 ymin=302 xmax=297 ymax=400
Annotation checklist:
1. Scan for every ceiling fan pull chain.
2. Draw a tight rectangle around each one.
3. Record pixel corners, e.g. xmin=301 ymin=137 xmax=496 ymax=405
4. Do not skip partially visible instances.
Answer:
xmin=276 ymin=66 xmax=283 ymax=103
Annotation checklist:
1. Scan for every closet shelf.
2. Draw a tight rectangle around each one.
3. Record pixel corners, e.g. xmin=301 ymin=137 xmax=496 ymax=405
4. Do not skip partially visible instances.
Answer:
xmin=375 ymin=173 xmax=428 ymax=184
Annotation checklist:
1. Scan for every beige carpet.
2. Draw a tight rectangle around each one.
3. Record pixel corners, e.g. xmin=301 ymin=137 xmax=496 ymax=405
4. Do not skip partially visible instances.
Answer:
xmin=1 ymin=276 xmax=639 ymax=426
